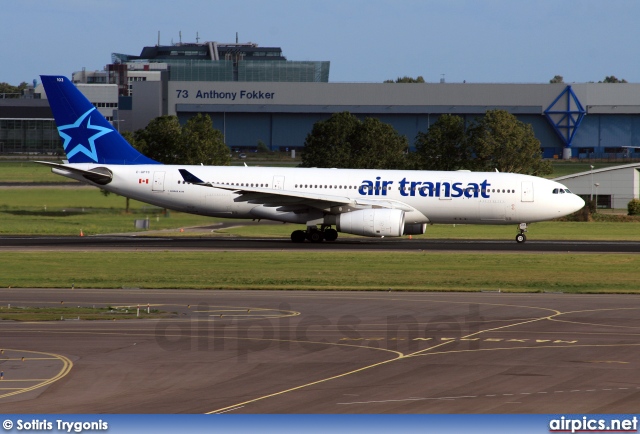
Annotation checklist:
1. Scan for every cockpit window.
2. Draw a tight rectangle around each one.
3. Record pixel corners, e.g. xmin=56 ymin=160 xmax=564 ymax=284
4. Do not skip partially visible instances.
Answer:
xmin=553 ymin=188 xmax=572 ymax=194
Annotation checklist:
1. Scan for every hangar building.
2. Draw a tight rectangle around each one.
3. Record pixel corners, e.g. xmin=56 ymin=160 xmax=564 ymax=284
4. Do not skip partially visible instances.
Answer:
xmin=5 ymin=38 xmax=640 ymax=164
xmin=141 ymin=80 xmax=640 ymax=160
xmin=554 ymin=163 xmax=640 ymax=209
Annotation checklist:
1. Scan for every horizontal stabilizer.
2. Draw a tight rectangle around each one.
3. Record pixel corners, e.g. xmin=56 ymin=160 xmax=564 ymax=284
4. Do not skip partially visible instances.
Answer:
xmin=35 ymin=161 xmax=112 ymax=185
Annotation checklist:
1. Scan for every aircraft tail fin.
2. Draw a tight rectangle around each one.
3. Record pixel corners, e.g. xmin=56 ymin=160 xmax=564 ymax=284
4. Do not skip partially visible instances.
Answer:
xmin=40 ymin=75 xmax=159 ymax=165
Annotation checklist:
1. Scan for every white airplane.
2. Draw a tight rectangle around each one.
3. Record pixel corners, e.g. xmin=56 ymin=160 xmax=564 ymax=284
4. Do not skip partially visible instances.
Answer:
xmin=38 ymin=75 xmax=585 ymax=243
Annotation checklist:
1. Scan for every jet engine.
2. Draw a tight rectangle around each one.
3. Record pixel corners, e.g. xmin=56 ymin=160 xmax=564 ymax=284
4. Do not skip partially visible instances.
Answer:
xmin=336 ymin=209 xmax=405 ymax=237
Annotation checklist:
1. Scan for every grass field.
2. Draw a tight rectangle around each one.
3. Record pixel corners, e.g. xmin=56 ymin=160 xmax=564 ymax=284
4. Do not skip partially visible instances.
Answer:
xmin=0 ymin=161 xmax=69 ymax=183
xmin=0 ymin=187 xmax=217 ymax=235
xmin=1 ymin=251 xmax=638 ymax=293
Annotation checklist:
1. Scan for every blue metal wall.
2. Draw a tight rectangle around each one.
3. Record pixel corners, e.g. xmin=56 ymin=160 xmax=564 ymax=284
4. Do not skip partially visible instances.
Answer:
xmin=178 ymin=110 xmax=640 ymax=158
xmin=574 ymin=115 xmax=640 ymax=157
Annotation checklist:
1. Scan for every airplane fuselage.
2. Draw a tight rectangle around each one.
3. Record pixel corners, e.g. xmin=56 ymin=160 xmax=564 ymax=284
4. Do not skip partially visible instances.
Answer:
xmin=54 ymin=164 xmax=583 ymax=227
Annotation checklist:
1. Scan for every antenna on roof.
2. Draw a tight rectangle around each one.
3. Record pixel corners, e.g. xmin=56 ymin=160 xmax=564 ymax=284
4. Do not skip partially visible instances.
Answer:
xmin=179 ymin=31 xmax=182 ymax=45
xmin=157 ymin=31 xmax=160 ymax=46
xmin=196 ymin=31 xmax=200 ymax=43
xmin=236 ymin=32 xmax=238 ymax=43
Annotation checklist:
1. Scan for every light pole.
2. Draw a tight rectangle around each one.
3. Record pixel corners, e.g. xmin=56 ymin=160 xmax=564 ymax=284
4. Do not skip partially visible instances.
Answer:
xmin=113 ymin=110 xmax=124 ymax=133
xmin=590 ymin=165 xmax=594 ymax=201
xmin=594 ymin=182 xmax=600 ymax=212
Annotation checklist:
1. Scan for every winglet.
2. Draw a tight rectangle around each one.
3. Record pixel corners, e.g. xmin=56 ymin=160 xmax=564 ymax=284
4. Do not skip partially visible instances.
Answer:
xmin=179 ymin=169 xmax=205 ymax=184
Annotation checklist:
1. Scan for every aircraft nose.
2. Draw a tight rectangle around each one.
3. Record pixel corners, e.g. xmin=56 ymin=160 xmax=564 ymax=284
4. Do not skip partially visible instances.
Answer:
xmin=569 ymin=194 xmax=586 ymax=213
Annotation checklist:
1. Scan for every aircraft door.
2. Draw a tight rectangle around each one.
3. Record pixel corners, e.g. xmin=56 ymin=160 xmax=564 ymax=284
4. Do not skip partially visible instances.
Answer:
xmin=521 ymin=181 xmax=533 ymax=202
xmin=273 ymin=175 xmax=284 ymax=190
xmin=153 ymin=171 xmax=165 ymax=192
xmin=439 ymin=180 xmax=452 ymax=200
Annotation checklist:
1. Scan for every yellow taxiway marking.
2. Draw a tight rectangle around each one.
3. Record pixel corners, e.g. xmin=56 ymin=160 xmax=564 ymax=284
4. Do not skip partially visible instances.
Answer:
xmin=0 ymin=349 xmax=73 ymax=400
xmin=206 ymin=353 xmax=405 ymax=414
xmin=207 ymin=311 xmax=558 ymax=414
xmin=207 ymin=304 xmax=640 ymax=414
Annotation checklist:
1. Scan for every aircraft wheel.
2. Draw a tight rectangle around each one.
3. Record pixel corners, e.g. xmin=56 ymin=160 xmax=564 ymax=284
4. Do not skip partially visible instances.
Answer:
xmin=324 ymin=229 xmax=338 ymax=242
xmin=291 ymin=230 xmax=306 ymax=243
xmin=308 ymin=231 xmax=324 ymax=243
xmin=515 ymin=233 xmax=527 ymax=243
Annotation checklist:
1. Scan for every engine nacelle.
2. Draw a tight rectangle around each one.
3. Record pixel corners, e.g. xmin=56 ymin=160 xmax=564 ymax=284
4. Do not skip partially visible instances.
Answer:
xmin=403 ymin=223 xmax=427 ymax=235
xmin=336 ymin=209 xmax=405 ymax=237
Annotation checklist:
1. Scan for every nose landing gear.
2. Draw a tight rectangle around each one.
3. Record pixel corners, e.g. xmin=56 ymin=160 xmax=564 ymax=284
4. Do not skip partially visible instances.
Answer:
xmin=515 ymin=223 xmax=528 ymax=243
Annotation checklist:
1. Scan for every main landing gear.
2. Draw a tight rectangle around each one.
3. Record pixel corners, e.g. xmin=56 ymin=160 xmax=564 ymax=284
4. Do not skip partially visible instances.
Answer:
xmin=515 ymin=223 xmax=528 ymax=243
xmin=290 ymin=226 xmax=338 ymax=243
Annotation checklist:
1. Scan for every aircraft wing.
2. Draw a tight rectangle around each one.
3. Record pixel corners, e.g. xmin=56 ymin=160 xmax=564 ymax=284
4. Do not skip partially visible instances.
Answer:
xmin=178 ymin=169 xmax=415 ymax=213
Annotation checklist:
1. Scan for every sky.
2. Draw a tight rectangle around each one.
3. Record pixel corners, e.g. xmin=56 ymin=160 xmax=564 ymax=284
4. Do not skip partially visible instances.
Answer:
xmin=3 ymin=0 xmax=640 ymax=86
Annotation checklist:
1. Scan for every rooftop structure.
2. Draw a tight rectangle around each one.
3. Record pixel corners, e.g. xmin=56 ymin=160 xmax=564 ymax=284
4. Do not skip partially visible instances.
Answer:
xmin=111 ymin=40 xmax=329 ymax=83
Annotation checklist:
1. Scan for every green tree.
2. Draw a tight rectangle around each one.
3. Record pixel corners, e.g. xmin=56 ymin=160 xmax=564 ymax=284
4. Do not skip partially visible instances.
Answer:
xmin=181 ymin=113 xmax=230 ymax=165
xmin=133 ymin=116 xmax=182 ymax=164
xmin=349 ymin=118 xmax=409 ymax=169
xmin=467 ymin=109 xmax=552 ymax=175
xmin=549 ymin=75 xmax=564 ymax=84
xmin=0 ymin=82 xmax=27 ymax=95
xmin=600 ymin=75 xmax=628 ymax=83
xmin=130 ymin=114 xmax=229 ymax=165
xmin=302 ymin=112 xmax=409 ymax=169
xmin=628 ymin=199 xmax=640 ymax=216
xmin=301 ymin=112 xmax=360 ymax=168
xmin=384 ymin=76 xmax=426 ymax=83
xmin=120 ymin=130 xmax=140 ymax=150
xmin=256 ymin=140 xmax=270 ymax=153
xmin=414 ymin=114 xmax=471 ymax=171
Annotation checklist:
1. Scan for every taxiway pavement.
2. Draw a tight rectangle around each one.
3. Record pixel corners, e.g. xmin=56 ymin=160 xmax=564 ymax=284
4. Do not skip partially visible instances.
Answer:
xmin=2 ymin=235 xmax=640 ymax=253
xmin=0 ymin=289 xmax=638 ymax=413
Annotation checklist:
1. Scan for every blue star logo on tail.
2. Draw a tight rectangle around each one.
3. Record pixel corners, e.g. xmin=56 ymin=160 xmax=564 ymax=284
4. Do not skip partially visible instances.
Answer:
xmin=58 ymin=108 xmax=112 ymax=163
